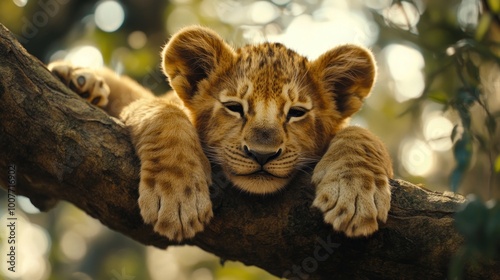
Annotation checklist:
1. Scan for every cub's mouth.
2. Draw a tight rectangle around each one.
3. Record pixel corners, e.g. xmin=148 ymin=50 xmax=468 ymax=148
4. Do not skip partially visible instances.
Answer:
xmin=218 ymin=146 xmax=299 ymax=193
xmin=225 ymin=167 xmax=296 ymax=194
xmin=234 ymin=169 xmax=291 ymax=179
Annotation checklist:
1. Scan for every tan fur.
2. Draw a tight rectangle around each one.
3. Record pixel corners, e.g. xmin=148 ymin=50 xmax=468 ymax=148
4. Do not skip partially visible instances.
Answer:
xmin=48 ymin=26 xmax=393 ymax=240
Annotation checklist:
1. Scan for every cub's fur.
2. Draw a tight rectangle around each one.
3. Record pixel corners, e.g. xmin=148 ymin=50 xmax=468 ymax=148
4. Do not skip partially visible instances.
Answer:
xmin=49 ymin=26 xmax=393 ymax=241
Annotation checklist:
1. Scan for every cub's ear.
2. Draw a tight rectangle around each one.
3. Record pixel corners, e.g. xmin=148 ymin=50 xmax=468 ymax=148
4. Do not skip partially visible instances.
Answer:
xmin=311 ymin=45 xmax=376 ymax=119
xmin=162 ymin=26 xmax=235 ymax=102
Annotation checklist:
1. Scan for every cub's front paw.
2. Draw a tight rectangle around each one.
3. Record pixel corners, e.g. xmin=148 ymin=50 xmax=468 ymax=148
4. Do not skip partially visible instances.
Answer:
xmin=312 ymin=165 xmax=391 ymax=237
xmin=48 ymin=61 xmax=110 ymax=107
xmin=138 ymin=158 xmax=213 ymax=242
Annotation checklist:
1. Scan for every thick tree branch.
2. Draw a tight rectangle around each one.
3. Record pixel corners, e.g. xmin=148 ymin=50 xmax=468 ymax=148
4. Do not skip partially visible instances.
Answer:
xmin=0 ymin=24 xmax=498 ymax=279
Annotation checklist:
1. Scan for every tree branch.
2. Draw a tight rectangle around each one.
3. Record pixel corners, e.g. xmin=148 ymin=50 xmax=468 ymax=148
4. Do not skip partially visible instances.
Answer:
xmin=0 ymin=24 xmax=498 ymax=279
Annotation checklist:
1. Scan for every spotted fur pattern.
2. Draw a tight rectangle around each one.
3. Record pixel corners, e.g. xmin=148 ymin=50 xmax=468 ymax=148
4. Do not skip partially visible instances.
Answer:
xmin=49 ymin=26 xmax=393 ymax=241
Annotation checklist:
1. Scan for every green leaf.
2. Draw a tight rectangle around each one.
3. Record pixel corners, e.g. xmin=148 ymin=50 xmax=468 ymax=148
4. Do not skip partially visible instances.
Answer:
xmin=487 ymin=0 xmax=500 ymax=13
xmin=495 ymin=156 xmax=500 ymax=173
xmin=455 ymin=196 xmax=488 ymax=239
xmin=486 ymin=115 xmax=497 ymax=135
xmin=485 ymin=202 xmax=500 ymax=244
xmin=450 ymin=169 xmax=464 ymax=193
xmin=428 ymin=90 xmax=449 ymax=104
xmin=475 ymin=134 xmax=488 ymax=152
xmin=450 ymin=132 xmax=472 ymax=192
xmin=483 ymin=201 xmax=500 ymax=258
xmin=457 ymin=106 xmax=471 ymax=130
xmin=465 ymin=59 xmax=480 ymax=84
xmin=475 ymin=13 xmax=492 ymax=42
xmin=448 ymin=247 xmax=467 ymax=280
xmin=451 ymin=124 xmax=460 ymax=143
xmin=456 ymin=88 xmax=476 ymax=107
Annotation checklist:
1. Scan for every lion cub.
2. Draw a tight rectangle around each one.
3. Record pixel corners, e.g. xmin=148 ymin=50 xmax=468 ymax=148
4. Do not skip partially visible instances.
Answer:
xmin=49 ymin=26 xmax=393 ymax=241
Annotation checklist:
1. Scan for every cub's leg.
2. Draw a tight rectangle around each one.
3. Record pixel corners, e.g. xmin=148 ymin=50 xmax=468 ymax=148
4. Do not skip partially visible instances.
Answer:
xmin=48 ymin=62 xmax=213 ymax=241
xmin=121 ymin=99 xmax=213 ymax=241
xmin=312 ymin=126 xmax=392 ymax=237
xmin=48 ymin=61 xmax=154 ymax=117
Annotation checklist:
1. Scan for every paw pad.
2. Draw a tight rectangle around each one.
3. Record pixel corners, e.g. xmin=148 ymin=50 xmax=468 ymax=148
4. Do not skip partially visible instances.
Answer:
xmin=76 ymin=75 xmax=86 ymax=87
xmin=91 ymin=96 xmax=101 ymax=105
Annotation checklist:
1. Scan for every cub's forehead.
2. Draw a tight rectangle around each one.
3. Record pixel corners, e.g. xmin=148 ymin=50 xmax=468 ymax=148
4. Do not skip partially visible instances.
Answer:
xmin=234 ymin=42 xmax=308 ymax=76
xmin=223 ymin=42 xmax=311 ymax=102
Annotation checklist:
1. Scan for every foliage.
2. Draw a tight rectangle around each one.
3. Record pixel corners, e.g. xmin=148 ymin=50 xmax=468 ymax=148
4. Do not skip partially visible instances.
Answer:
xmin=451 ymin=195 xmax=500 ymax=278
xmin=383 ymin=0 xmax=500 ymax=196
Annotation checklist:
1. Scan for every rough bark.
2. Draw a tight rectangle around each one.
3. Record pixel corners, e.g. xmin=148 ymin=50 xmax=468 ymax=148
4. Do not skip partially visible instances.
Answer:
xmin=0 ymin=24 xmax=498 ymax=279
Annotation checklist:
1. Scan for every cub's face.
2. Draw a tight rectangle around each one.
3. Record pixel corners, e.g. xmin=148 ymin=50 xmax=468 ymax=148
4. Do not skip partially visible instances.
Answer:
xmin=162 ymin=27 xmax=376 ymax=194
xmin=194 ymin=44 xmax=329 ymax=193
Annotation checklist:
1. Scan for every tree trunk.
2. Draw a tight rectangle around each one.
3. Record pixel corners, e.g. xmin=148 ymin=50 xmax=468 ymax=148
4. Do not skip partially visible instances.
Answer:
xmin=0 ymin=23 xmax=498 ymax=279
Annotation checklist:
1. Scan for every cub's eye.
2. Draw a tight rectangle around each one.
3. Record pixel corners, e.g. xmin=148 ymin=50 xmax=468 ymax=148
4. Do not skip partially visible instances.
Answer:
xmin=287 ymin=107 xmax=308 ymax=120
xmin=223 ymin=102 xmax=244 ymax=117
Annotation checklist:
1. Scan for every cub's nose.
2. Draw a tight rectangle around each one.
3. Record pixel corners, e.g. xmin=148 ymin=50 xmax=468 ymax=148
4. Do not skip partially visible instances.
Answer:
xmin=244 ymin=146 xmax=282 ymax=166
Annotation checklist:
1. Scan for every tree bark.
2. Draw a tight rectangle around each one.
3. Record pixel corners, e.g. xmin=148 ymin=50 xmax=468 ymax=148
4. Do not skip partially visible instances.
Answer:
xmin=0 ymin=23 xmax=498 ymax=279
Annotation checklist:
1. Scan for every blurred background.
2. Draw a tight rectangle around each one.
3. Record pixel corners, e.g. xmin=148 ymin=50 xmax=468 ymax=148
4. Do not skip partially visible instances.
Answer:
xmin=0 ymin=0 xmax=499 ymax=279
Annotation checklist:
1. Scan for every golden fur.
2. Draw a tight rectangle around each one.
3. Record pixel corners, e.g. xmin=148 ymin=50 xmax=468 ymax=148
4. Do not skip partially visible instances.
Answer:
xmin=49 ymin=26 xmax=393 ymax=241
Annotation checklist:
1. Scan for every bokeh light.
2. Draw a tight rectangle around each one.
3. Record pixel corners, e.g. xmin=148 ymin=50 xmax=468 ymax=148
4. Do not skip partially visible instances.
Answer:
xmin=250 ymin=1 xmax=279 ymax=24
xmin=400 ymin=139 xmax=435 ymax=176
xmin=271 ymin=0 xmax=291 ymax=5
xmin=364 ymin=0 xmax=392 ymax=10
xmin=13 ymin=0 xmax=28 ymax=7
xmin=147 ymin=247 xmax=181 ymax=280
xmin=60 ymin=229 xmax=87 ymax=261
xmin=268 ymin=11 xmax=377 ymax=59
xmin=215 ymin=1 xmax=249 ymax=25
xmin=191 ymin=268 xmax=214 ymax=280
xmin=284 ymin=2 xmax=307 ymax=16
xmin=457 ymin=0 xmax=480 ymax=31
xmin=0 ymin=214 xmax=50 ymax=280
xmin=383 ymin=1 xmax=422 ymax=31
xmin=424 ymin=115 xmax=454 ymax=151
xmin=167 ymin=6 xmax=199 ymax=34
xmin=95 ymin=0 xmax=125 ymax=32
xmin=18 ymin=195 xmax=40 ymax=214
xmin=384 ymin=44 xmax=425 ymax=102
xmin=65 ymin=46 xmax=104 ymax=68
xmin=128 ymin=31 xmax=147 ymax=49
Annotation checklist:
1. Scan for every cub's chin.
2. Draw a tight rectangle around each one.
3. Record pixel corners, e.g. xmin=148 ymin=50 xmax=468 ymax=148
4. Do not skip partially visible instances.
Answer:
xmin=228 ymin=173 xmax=291 ymax=194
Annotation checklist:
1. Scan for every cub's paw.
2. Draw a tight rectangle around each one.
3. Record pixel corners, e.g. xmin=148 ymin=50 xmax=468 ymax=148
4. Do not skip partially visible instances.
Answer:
xmin=312 ymin=165 xmax=391 ymax=237
xmin=138 ymin=157 xmax=213 ymax=242
xmin=48 ymin=61 xmax=110 ymax=107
